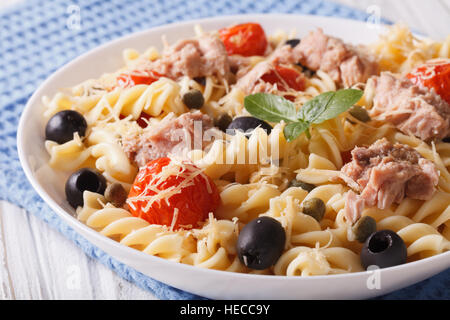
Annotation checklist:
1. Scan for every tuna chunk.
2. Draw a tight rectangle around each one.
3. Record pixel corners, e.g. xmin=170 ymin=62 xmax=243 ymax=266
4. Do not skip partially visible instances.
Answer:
xmin=340 ymin=138 xmax=439 ymax=224
xmin=122 ymin=111 xmax=218 ymax=167
xmin=235 ymin=61 xmax=275 ymax=94
xmin=270 ymin=29 xmax=378 ymax=87
xmin=144 ymin=35 xmax=231 ymax=81
xmin=369 ymin=72 xmax=450 ymax=141
xmin=228 ymin=55 xmax=253 ymax=79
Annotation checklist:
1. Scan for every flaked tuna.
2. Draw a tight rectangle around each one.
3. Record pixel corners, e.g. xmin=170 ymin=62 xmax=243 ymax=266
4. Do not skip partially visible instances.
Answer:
xmin=270 ymin=28 xmax=379 ymax=87
xmin=369 ymin=72 xmax=450 ymax=141
xmin=339 ymin=138 xmax=439 ymax=224
xmin=142 ymin=35 xmax=231 ymax=81
xmin=122 ymin=111 xmax=218 ymax=168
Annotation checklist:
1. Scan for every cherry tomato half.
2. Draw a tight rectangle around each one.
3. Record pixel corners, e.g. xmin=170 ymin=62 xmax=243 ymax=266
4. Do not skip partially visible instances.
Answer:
xmin=127 ymin=157 xmax=220 ymax=230
xmin=406 ymin=59 xmax=450 ymax=104
xmin=261 ymin=65 xmax=305 ymax=92
xmin=117 ymin=70 xmax=162 ymax=88
xmin=219 ymin=23 xmax=268 ymax=57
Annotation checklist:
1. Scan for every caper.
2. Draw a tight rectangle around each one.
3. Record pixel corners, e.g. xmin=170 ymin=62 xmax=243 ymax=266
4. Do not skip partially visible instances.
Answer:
xmin=348 ymin=105 xmax=371 ymax=122
xmin=352 ymin=215 xmax=377 ymax=243
xmin=182 ymin=89 xmax=204 ymax=109
xmin=302 ymin=198 xmax=326 ymax=222
xmin=105 ymin=183 xmax=128 ymax=207
xmin=215 ymin=113 xmax=233 ymax=132
xmin=288 ymin=179 xmax=316 ymax=192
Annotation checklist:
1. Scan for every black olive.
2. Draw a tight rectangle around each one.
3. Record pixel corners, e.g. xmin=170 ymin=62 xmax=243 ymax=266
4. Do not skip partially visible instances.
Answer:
xmin=193 ymin=77 xmax=206 ymax=86
xmin=45 ymin=110 xmax=87 ymax=144
xmin=360 ymin=230 xmax=407 ymax=269
xmin=302 ymin=198 xmax=326 ymax=222
xmin=443 ymin=137 xmax=450 ymax=143
xmin=237 ymin=216 xmax=286 ymax=270
xmin=182 ymin=89 xmax=204 ymax=109
xmin=214 ymin=113 xmax=233 ymax=132
xmin=65 ymin=168 xmax=107 ymax=208
xmin=348 ymin=105 xmax=371 ymax=122
xmin=288 ymin=179 xmax=316 ymax=192
xmin=227 ymin=116 xmax=272 ymax=137
xmin=285 ymin=38 xmax=301 ymax=48
xmin=105 ymin=183 xmax=128 ymax=207
xmin=295 ymin=62 xmax=316 ymax=77
xmin=352 ymin=216 xmax=377 ymax=243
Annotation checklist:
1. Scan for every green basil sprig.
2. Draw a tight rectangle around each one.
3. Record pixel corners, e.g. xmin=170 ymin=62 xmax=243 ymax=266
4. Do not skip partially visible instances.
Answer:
xmin=244 ymin=89 xmax=363 ymax=142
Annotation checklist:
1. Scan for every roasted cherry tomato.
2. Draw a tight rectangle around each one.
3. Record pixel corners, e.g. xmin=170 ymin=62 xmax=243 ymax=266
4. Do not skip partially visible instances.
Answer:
xmin=119 ymin=112 xmax=151 ymax=128
xmin=127 ymin=157 xmax=220 ymax=230
xmin=219 ymin=23 xmax=268 ymax=57
xmin=406 ymin=59 xmax=450 ymax=104
xmin=117 ymin=70 xmax=162 ymax=88
xmin=261 ymin=65 xmax=305 ymax=92
xmin=341 ymin=150 xmax=353 ymax=165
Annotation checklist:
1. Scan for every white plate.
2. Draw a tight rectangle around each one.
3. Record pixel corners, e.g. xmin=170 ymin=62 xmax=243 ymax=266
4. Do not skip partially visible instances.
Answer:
xmin=17 ymin=14 xmax=450 ymax=300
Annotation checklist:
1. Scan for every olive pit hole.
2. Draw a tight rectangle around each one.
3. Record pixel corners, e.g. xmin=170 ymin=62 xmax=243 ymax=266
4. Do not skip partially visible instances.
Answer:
xmin=368 ymin=233 xmax=392 ymax=253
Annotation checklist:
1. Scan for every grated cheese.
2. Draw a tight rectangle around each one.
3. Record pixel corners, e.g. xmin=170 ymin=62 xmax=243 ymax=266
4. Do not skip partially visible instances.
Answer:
xmin=126 ymin=157 xmax=214 ymax=214
xmin=170 ymin=208 xmax=179 ymax=231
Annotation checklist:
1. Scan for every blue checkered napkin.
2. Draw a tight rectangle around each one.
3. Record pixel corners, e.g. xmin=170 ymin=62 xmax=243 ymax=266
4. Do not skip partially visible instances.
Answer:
xmin=0 ymin=0 xmax=447 ymax=299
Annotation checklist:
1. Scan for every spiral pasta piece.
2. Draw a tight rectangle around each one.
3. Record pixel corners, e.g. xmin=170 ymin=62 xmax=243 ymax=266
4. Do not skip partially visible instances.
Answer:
xmin=274 ymin=246 xmax=363 ymax=276
xmin=376 ymin=216 xmax=450 ymax=260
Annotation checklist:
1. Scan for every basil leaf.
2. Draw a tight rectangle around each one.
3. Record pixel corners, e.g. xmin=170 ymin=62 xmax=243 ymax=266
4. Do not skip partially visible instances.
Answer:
xmin=297 ymin=91 xmax=335 ymax=123
xmin=244 ymin=93 xmax=298 ymax=123
xmin=283 ymin=120 xmax=310 ymax=142
xmin=298 ymin=89 xmax=363 ymax=124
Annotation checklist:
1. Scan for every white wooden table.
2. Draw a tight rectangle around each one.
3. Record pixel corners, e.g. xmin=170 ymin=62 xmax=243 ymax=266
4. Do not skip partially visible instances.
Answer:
xmin=1 ymin=0 xmax=449 ymax=300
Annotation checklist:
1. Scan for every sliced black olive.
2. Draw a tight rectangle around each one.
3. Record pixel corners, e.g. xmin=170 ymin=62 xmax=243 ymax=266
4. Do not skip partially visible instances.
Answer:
xmin=288 ymin=179 xmax=316 ymax=192
xmin=302 ymin=198 xmax=326 ymax=222
xmin=105 ymin=183 xmax=128 ymax=207
xmin=182 ymin=89 xmax=204 ymax=109
xmin=285 ymin=38 xmax=300 ymax=48
xmin=352 ymin=216 xmax=377 ymax=243
xmin=348 ymin=105 xmax=371 ymax=122
xmin=65 ymin=168 xmax=107 ymax=208
xmin=193 ymin=77 xmax=206 ymax=86
xmin=214 ymin=113 xmax=233 ymax=132
xmin=360 ymin=230 xmax=407 ymax=269
xmin=45 ymin=110 xmax=87 ymax=144
xmin=237 ymin=216 xmax=286 ymax=270
xmin=227 ymin=116 xmax=272 ymax=137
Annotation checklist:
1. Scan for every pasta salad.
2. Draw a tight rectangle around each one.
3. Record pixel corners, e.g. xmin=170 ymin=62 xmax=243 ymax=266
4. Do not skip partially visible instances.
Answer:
xmin=42 ymin=22 xmax=450 ymax=276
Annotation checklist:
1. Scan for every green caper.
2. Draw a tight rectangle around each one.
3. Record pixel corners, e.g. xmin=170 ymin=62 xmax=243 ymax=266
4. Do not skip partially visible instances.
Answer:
xmin=288 ymin=179 xmax=316 ymax=192
xmin=352 ymin=215 xmax=377 ymax=243
xmin=215 ymin=113 xmax=233 ymax=132
xmin=302 ymin=198 xmax=326 ymax=222
xmin=182 ymin=89 xmax=204 ymax=109
xmin=105 ymin=183 xmax=128 ymax=207
xmin=348 ymin=105 xmax=371 ymax=122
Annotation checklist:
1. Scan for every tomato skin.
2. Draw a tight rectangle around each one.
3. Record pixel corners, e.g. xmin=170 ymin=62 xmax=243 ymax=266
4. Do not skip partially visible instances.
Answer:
xmin=219 ymin=23 xmax=268 ymax=57
xmin=261 ymin=65 xmax=305 ymax=92
xmin=341 ymin=150 xmax=353 ymax=165
xmin=127 ymin=158 xmax=220 ymax=230
xmin=117 ymin=70 xmax=162 ymax=88
xmin=406 ymin=60 xmax=450 ymax=104
xmin=119 ymin=112 xmax=151 ymax=128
